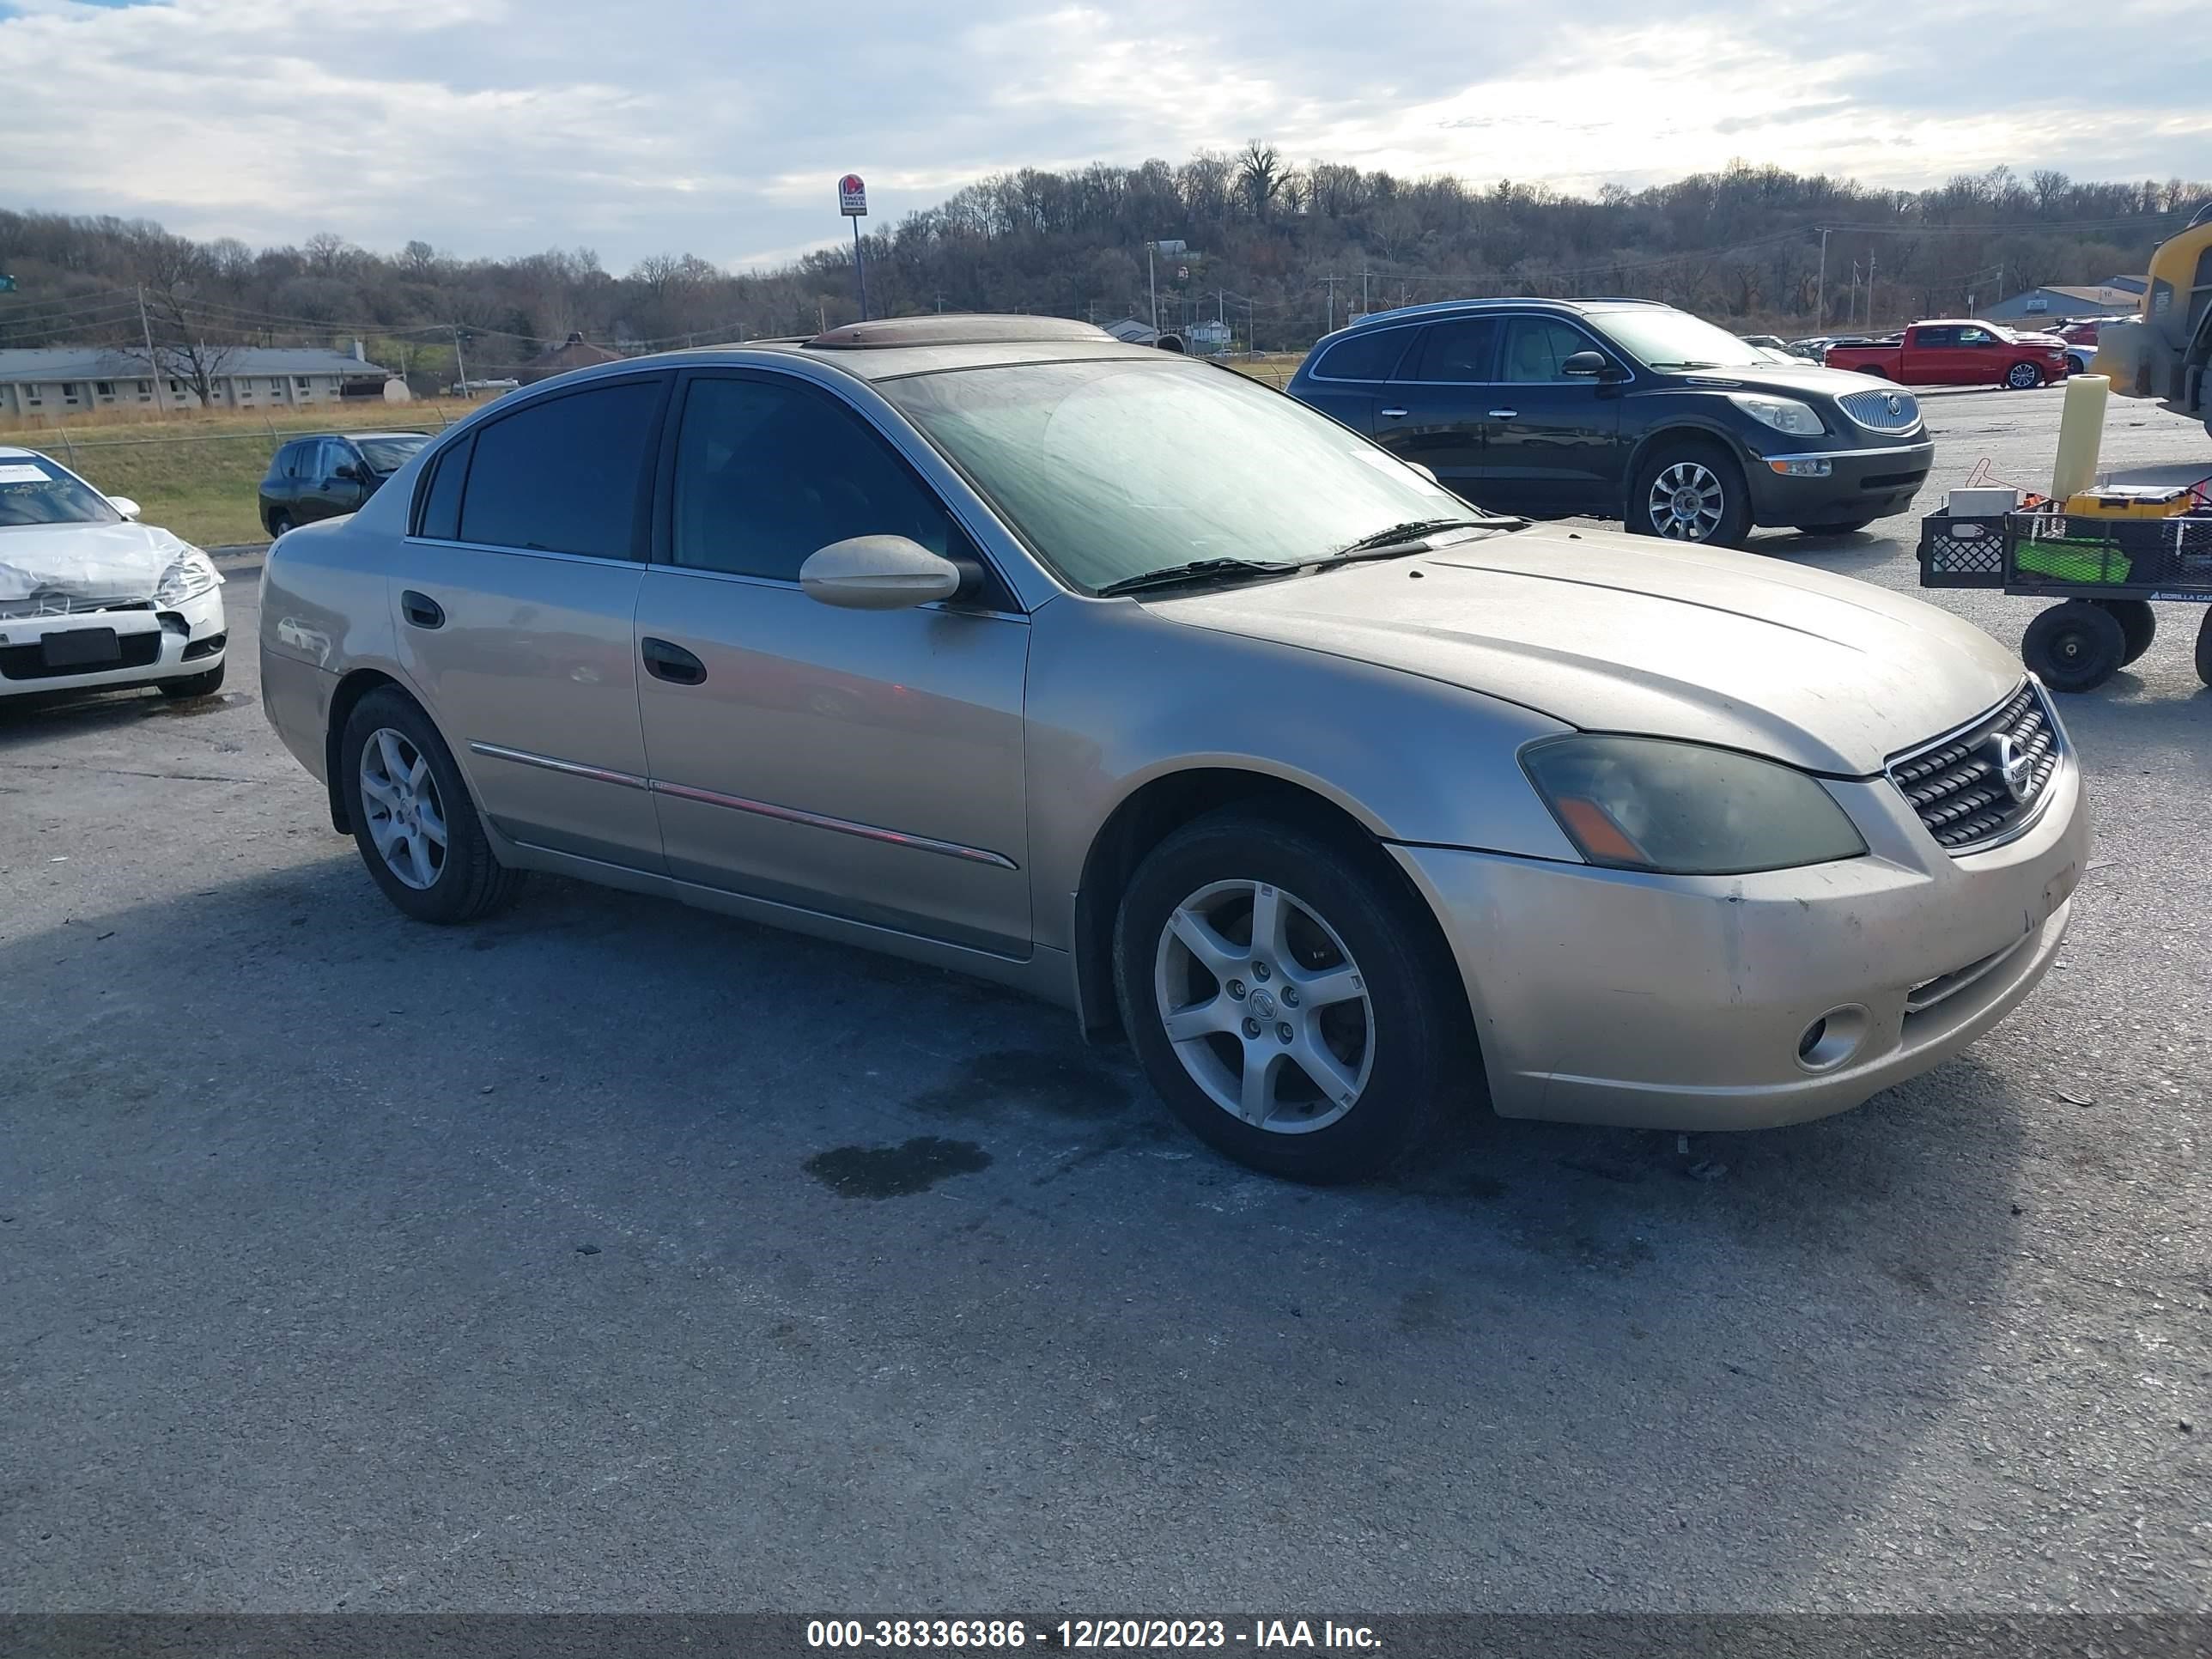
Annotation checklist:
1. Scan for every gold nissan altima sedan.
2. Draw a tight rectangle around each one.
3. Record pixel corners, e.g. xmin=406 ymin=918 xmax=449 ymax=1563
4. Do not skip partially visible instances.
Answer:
xmin=260 ymin=315 xmax=2087 ymax=1182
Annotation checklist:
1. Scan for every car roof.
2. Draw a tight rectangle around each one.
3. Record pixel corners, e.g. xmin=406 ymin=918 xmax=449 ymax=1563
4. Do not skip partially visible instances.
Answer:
xmin=1336 ymin=295 xmax=1668 ymax=333
xmin=297 ymin=430 xmax=431 ymax=441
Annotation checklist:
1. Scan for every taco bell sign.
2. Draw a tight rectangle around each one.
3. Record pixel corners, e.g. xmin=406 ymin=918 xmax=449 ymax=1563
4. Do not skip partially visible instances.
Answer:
xmin=838 ymin=174 xmax=867 ymax=217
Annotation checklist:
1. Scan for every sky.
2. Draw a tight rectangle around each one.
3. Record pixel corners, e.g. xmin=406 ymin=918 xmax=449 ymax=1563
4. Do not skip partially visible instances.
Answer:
xmin=2 ymin=0 xmax=2209 ymax=273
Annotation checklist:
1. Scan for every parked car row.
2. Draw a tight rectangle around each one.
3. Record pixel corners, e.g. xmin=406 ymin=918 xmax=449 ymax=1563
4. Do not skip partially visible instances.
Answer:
xmin=251 ymin=313 xmax=2081 ymax=1186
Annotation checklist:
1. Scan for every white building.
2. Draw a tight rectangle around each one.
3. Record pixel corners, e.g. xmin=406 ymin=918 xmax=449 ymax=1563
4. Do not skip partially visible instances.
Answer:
xmin=0 ymin=346 xmax=405 ymax=420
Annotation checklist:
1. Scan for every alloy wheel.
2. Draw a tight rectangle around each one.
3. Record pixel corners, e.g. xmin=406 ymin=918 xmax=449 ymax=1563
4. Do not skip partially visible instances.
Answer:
xmin=1152 ymin=878 xmax=1376 ymax=1133
xmin=2007 ymin=362 xmax=2040 ymax=389
xmin=358 ymin=726 xmax=448 ymax=890
xmin=1647 ymin=460 xmax=1726 ymax=540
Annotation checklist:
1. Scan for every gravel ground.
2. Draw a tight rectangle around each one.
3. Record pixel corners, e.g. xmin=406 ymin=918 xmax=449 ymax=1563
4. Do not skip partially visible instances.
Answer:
xmin=2 ymin=386 xmax=2207 ymax=1614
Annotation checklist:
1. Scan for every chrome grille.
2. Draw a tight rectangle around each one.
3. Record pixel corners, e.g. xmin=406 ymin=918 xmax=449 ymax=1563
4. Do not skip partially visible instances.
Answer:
xmin=1887 ymin=683 xmax=2062 ymax=854
xmin=1838 ymin=387 xmax=1922 ymax=432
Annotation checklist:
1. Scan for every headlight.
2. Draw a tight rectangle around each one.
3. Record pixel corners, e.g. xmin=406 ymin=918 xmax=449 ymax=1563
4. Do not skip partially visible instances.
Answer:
xmin=1522 ymin=736 xmax=1867 ymax=876
xmin=154 ymin=549 xmax=221 ymax=605
xmin=1727 ymin=393 xmax=1825 ymax=436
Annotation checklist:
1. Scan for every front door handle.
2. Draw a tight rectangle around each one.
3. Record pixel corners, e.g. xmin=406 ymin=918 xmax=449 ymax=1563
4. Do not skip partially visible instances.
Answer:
xmin=641 ymin=636 xmax=706 ymax=686
xmin=399 ymin=590 xmax=444 ymax=629
xmin=1487 ymin=409 xmax=1518 ymax=420
xmin=1379 ymin=407 xmax=1408 ymax=419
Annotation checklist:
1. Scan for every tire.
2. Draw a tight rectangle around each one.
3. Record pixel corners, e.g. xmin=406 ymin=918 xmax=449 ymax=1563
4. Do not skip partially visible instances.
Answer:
xmin=2196 ymin=610 xmax=2212 ymax=688
xmin=266 ymin=509 xmax=295 ymax=538
xmin=156 ymin=660 xmax=226 ymax=699
xmin=2093 ymin=599 xmax=2156 ymax=666
xmin=1112 ymin=810 xmax=1465 ymax=1184
xmin=2006 ymin=362 xmax=2045 ymax=390
xmin=1627 ymin=440 xmax=1753 ymax=548
xmin=2022 ymin=600 xmax=2125 ymax=693
xmin=338 ymin=686 xmax=524 ymax=924
xmin=1795 ymin=518 xmax=1877 ymax=536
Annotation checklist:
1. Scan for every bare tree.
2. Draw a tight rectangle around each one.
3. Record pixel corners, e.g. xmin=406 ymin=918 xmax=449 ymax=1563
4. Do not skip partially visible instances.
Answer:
xmin=122 ymin=230 xmax=245 ymax=406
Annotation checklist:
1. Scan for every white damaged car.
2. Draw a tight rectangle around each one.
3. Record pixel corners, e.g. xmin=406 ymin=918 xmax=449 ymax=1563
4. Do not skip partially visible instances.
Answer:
xmin=0 ymin=446 xmax=227 ymax=702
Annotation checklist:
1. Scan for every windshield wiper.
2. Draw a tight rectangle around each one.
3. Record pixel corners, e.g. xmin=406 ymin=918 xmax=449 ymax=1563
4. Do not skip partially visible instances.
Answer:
xmin=1096 ymin=557 xmax=1304 ymax=597
xmin=1644 ymin=359 xmax=1729 ymax=370
xmin=1329 ymin=517 xmax=1523 ymax=559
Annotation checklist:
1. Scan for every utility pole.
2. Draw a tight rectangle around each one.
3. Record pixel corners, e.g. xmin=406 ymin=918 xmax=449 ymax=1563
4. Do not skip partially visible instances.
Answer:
xmin=1814 ymin=228 xmax=1829 ymax=328
xmin=1360 ymin=267 xmax=1370 ymax=316
xmin=1147 ymin=243 xmax=1158 ymax=336
xmin=452 ymin=325 xmax=469 ymax=395
xmin=137 ymin=284 xmax=165 ymax=411
xmin=1320 ymin=273 xmax=1340 ymax=336
xmin=1867 ymin=252 xmax=1877 ymax=328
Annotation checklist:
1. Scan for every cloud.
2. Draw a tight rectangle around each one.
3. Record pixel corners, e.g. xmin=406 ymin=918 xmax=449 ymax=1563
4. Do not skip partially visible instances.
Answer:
xmin=0 ymin=0 xmax=2206 ymax=270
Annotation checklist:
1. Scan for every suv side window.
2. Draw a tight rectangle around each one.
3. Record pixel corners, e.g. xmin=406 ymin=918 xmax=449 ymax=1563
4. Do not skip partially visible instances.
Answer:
xmin=1403 ymin=318 xmax=1500 ymax=382
xmin=458 ymin=377 xmax=666 ymax=558
xmin=278 ymin=440 xmax=313 ymax=478
xmin=667 ymin=374 xmax=980 ymax=584
xmin=1313 ymin=328 xmax=1415 ymax=382
xmin=319 ymin=439 xmax=354 ymax=480
xmin=1499 ymin=317 xmax=1595 ymax=382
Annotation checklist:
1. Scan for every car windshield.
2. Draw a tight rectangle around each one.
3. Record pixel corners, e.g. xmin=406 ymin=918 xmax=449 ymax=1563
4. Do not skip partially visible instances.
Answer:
xmin=0 ymin=456 xmax=121 ymax=528
xmin=356 ymin=434 xmax=428 ymax=473
xmin=880 ymin=358 xmax=1486 ymax=592
xmin=1594 ymin=308 xmax=1775 ymax=369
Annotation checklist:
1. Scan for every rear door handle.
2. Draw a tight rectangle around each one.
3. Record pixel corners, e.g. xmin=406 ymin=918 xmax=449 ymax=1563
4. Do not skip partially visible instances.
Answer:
xmin=399 ymin=590 xmax=444 ymax=629
xmin=1487 ymin=409 xmax=1518 ymax=420
xmin=1379 ymin=407 xmax=1408 ymax=419
xmin=641 ymin=636 xmax=706 ymax=685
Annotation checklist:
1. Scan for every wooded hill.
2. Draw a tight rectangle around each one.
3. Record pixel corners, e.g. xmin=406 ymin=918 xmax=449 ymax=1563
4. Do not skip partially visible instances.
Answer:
xmin=3 ymin=153 xmax=2204 ymax=386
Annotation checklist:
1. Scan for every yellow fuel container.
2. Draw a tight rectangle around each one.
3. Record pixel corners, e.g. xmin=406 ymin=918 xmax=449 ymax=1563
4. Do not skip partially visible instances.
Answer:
xmin=2059 ymin=485 xmax=2195 ymax=519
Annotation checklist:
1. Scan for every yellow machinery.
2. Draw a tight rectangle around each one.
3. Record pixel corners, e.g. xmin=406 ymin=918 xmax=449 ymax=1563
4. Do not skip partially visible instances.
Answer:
xmin=2089 ymin=202 xmax=2212 ymax=438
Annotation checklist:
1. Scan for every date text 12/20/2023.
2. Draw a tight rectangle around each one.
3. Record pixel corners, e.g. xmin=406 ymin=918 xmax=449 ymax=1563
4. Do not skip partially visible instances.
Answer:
xmin=806 ymin=1619 xmax=1382 ymax=1650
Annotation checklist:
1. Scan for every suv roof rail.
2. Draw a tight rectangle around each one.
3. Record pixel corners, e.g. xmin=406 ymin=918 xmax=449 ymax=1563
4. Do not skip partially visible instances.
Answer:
xmin=1346 ymin=295 xmax=1668 ymax=329
xmin=806 ymin=314 xmax=1115 ymax=349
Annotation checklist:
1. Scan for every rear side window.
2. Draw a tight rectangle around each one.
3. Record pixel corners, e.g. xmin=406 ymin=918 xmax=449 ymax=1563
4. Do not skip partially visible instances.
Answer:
xmin=277 ymin=441 xmax=312 ymax=478
xmin=1406 ymin=318 xmax=1503 ymax=382
xmin=1312 ymin=329 xmax=1414 ymax=382
xmin=414 ymin=434 xmax=472 ymax=540
xmin=457 ymin=377 xmax=666 ymax=558
xmin=1914 ymin=326 xmax=1958 ymax=348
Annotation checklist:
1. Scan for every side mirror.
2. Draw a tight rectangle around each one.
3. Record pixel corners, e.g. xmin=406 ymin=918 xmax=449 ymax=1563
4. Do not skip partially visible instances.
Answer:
xmin=106 ymin=495 xmax=142 ymax=520
xmin=799 ymin=535 xmax=962 ymax=610
xmin=1561 ymin=350 xmax=1613 ymax=379
xmin=334 ymin=464 xmax=362 ymax=483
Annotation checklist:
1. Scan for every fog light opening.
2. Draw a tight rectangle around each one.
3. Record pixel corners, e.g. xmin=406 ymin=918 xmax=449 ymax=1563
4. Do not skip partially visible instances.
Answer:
xmin=1796 ymin=1005 xmax=1870 ymax=1073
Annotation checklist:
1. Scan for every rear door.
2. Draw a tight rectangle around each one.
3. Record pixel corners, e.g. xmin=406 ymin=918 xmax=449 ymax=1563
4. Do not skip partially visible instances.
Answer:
xmin=1296 ymin=325 xmax=1418 ymax=434
xmin=1372 ymin=315 xmax=1500 ymax=503
xmin=384 ymin=373 xmax=672 ymax=870
xmin=630 ymin=369 xmax=1031 ymax=954
xmin=1473 ymin=314 xmax=1625 ymax=517
xmin=1903 ymin=325 xmax=1956 ymax=381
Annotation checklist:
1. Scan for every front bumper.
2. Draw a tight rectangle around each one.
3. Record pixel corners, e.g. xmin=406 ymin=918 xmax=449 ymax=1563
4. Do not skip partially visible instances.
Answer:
xmin=1741 ymin=437 xmax=1935 ymax=526
xmin=1392 ymin=748 xmax=2087 ymax=1130
xmin=0 ymin=588 xmax=226 ymax=696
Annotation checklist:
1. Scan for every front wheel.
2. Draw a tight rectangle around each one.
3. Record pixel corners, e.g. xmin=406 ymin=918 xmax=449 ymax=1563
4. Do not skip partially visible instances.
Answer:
xmin=2022 ymin=600 xmax=2124 ymax=692
xmin=1113 ymin=811 xmax=1466 ymax=1183
xmin=1796 ymin=518 xmax=1877 ymax=536
xmin=1627 ymin=442 xmax=1753 ymax=548
xmin=2006 ymin=362 xmax=2045 ymax=390
xmin=339 ymin=686 xmax=525 ymax=923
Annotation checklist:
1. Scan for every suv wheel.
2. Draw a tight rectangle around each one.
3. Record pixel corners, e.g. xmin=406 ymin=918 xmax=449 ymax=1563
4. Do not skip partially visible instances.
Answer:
xmin=1113 ymin=810 xmax=1465 ymax=1183
xmin=339 ymin=687 xmax=525 ymax=923
xmin=1629 ymin=442 xmax=1753 ymax=548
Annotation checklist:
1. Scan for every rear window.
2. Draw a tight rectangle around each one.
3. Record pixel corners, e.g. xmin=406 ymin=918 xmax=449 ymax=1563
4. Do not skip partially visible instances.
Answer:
xmin=1312 ymin=328 xmax=1415 ymax=382
xmin=455 ymin=379 xmax=666 ymax=558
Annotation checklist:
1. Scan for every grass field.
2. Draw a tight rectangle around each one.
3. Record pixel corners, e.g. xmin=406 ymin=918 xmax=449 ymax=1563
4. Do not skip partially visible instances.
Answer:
xmin=4 ymin=399 xmax=483 ymax=546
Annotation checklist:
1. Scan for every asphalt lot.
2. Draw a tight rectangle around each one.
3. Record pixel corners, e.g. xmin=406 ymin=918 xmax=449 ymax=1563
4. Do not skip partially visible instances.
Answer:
xmin=3 ymin=385 xmax=2209 ymax=1614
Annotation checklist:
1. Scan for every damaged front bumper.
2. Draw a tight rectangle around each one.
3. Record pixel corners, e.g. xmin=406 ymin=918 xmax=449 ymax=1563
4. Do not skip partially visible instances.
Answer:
xmin=0 ymin=587 xmax=227 ymax=694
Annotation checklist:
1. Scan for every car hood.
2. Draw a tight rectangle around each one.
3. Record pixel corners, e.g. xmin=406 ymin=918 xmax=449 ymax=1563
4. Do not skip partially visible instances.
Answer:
xmin=1145 ymin=525 xmax=2022 ymax=775
xmin=1669 ymin=360 xmax=1906 ymax=399
xmin=0 ymin=520 xmax=199 ymax=605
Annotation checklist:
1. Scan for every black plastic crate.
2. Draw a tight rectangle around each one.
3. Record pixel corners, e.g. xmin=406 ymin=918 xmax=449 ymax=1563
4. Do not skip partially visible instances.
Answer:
xmin=2002 ymin=509 xmax=2212 ymax=598
xmin=1917 ymin=514 xmax=2007 ymax=588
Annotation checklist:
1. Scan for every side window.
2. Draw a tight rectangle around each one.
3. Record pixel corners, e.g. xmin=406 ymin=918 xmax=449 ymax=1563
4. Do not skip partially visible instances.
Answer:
xmin=276 ymin=441 xmax=307 ymax=478
xmin=414 ymin=434 xmax=472 ymax=540
xmin=1957 ymin=327 xmax=1995 ymax=347
xmin=1498 ymin=318 xmax=1595 ymax=383
xmin=1915 ymin=326 xmax=1957 ymax=349
xmin=1404 ymin=318 xmax=1500 ymax=382
xmin=458 ymin=378 xmax=666 ymax=558
xmin=317 ymin=440 xmax=349 ymax=479
xmin=1314 ymin=328 xmax=1413 ymax=382
xmin=667 ymin=375 xmax=977 ymax=583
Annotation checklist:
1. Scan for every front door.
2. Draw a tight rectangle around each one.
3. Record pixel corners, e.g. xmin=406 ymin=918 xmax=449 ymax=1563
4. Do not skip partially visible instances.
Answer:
xmin=1473 ymin=315 xmax=1625 ymax=517
xmin=1372 ymin=315 xmax=1501 ymax=507
xmin=632 ymin=370 xmax=1031 ymax=956
xmin=386 ymin=373 xmax=672 ymax=870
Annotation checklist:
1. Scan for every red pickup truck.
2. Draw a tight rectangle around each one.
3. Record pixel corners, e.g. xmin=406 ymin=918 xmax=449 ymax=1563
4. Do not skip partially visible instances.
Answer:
xmin=1824 ymin=320 xmax=2070 ymax=389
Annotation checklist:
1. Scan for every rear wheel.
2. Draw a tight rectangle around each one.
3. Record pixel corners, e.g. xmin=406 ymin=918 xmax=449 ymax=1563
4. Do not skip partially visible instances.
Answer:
xmin=2022 ymin=599 xmax=2125 ymax=692
xmin=2093 ymin=599 xmax=2157 ymax=666
xmin=157 ymin=661 xmax=226 ymax=699
xmin=1627 ymin=441 xmax=1753 ymax=549
xmin=339 ymin=686 xmax=524 ymax=923
xmin=2006 ymin=361 xmax=2045 ymax=390
xmin=1795 ymin=518 xmax=1877 ymax=536
xmin=1113 ymin=811 xmax=1464 ymax=1183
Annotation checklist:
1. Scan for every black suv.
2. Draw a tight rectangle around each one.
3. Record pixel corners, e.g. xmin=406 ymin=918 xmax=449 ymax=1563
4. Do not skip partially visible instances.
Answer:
xmin=258 ymin=431 xmax=430 ymax=537
xmin=1286 ymin=298 xmax=1932 ymax=547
